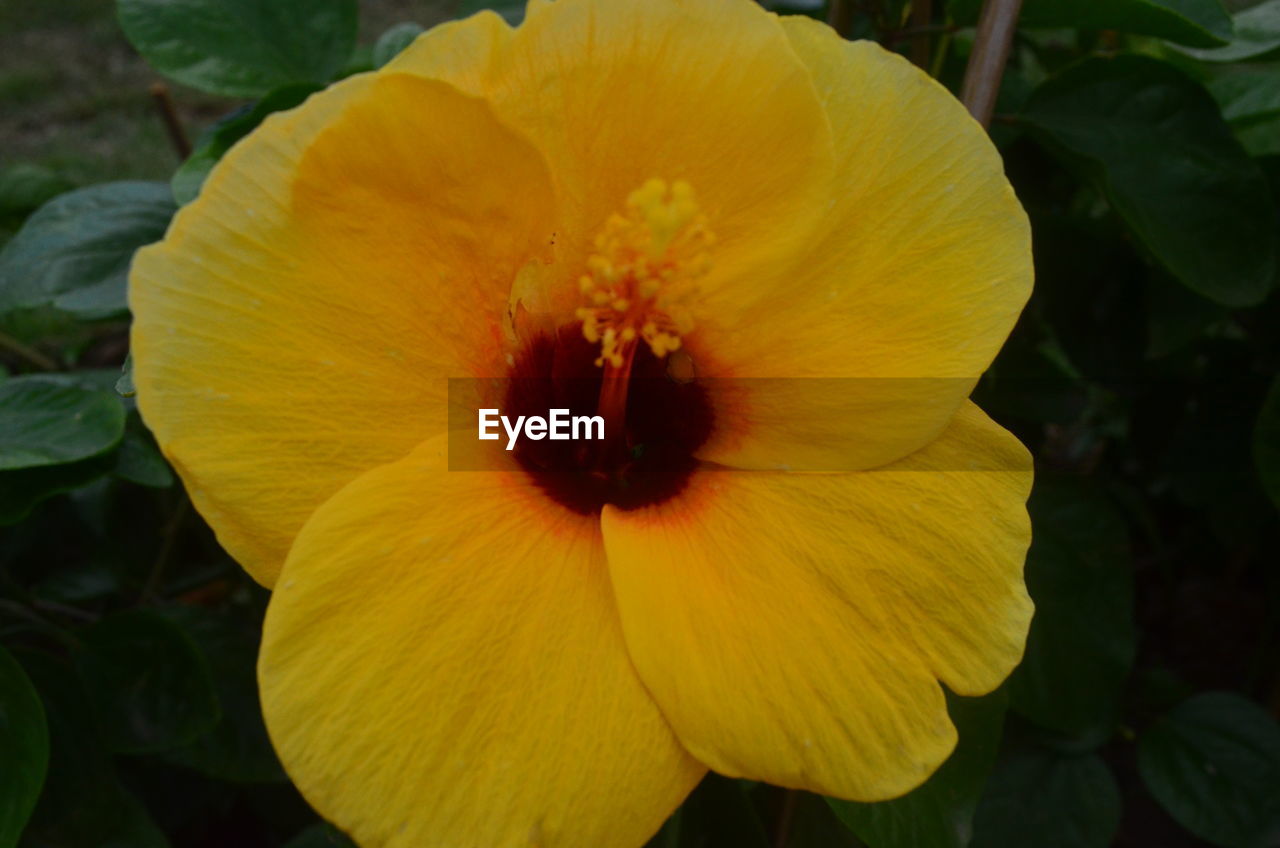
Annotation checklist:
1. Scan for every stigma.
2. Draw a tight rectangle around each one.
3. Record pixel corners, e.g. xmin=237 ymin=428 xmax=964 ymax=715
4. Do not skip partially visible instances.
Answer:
xmin=575 ymin=178 xmax=714 ymax=368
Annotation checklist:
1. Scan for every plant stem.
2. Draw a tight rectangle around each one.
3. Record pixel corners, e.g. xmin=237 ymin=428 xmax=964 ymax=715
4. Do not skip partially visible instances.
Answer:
xmin=960 ymin=0 xmax=1023 ymax=128
xmin=773 ymin=788 xmax=799 ymax=848
xmin=0 ymin=329 xmax=59 ymax=371
xmin=32 ymin=598 xmax=98 ymax=622
xmin=827 ymin=0 xmax=854 ymax=37
xmin=909 ymin=0 xmax=934 ymax=69
xmin=0 ymin=600 xmax=80 ymax=648
xmin=930 ymin=29 xmax=953 ymax=79
xmin=149 ymin=82 xmax=191 ymax=159
xmin=142 ymin=494 xmax=190 ymax=601
xmin=888 ymin=22 xmax=957 ymax=43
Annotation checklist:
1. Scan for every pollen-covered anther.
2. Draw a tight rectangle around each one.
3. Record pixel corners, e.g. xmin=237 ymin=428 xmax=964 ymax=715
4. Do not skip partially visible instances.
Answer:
xmin=577 ymin=178 xmax=714 ymax=367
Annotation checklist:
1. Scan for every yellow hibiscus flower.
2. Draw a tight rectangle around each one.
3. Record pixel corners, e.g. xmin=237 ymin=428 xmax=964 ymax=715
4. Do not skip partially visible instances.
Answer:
xmin=129 ymin=0 xmax=1034 ymax=845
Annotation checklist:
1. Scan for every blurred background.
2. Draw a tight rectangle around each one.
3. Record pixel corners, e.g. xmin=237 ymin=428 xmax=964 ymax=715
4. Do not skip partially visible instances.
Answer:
xmin=1 ymin=0 xmax=1278 ymax=846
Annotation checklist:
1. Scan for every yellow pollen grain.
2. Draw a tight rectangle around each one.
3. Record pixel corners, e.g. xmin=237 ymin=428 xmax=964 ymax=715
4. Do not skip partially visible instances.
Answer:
xmin=576 ymin=178 xmax=714 ymax=367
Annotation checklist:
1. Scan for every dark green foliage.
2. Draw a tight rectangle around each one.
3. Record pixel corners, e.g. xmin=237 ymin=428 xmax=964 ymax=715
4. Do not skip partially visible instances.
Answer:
xmin=458 ymin=0 xmax=526 ymax=25
xmin=283 ymin=823 xmax=358 ymax=848
xmin=171 ymin=84 xmax=323 ymax=205
xmin=113 ymin=414 xmax=174 ymax=489
xmin=371 ymin=22 xmax=425 ymax=69
xmin=0 ymin=182 xmax=175 ymax=319
xmin=15 ymin=651 xmax=169 ymax=848
xmin=1181 ymin=0 xmax=1280 ymax=61
xmin=75 ymin=610 xmax=221 ymax=754
xmin=117 ymin=0 xmax=358 ymax=97
xmin=157 ymin=605 xmax=285 ymax=783
xmin=829 ymin=690 xmax=1008 ymax=848
xmin=0 ymin=646 xmax=47 ymax=848
xmin=971 ymin=745 xmax=1121 ymax=848
xmin=0 ymin=167 xmax=73 ymax=235
xmin=653 ymin=776 xmax=773 ymax=848
xmin=951 ymin=0 xmax=1234 ymax=47
xmin=1008 ymin=478 xmax=1136 ymax=740
xmin=0 ymin=377 xmax=126 ymax=470
xmin=0 ymin=453 xmax=119 ymax=527
xmin=1257 ymin=377 xmax=1280 ymax=508
xmin=1019 ymin=56 xmax=1277 ymax=307
xmin=1138 ymin=692 xmax=1280 ymax=847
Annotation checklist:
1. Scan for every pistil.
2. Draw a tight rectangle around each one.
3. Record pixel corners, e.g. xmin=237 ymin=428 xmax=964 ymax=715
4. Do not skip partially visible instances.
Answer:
xmin=576 ymin=178 xmax=712 ymax=368
xmin=594 ymin=336 xmax=638 ymax=469
xmin=576 ymin=178 xmax=713 ymax=469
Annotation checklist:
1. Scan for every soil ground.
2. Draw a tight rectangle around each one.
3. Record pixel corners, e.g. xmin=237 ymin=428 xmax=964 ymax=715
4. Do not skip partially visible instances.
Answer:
xmin=0 ymin=0 xmax=454 ymax=192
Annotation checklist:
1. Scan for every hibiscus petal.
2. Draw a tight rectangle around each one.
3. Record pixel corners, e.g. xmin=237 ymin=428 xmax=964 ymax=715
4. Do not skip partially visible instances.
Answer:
xmin=601 ymin=402 xmax=1033 ymax=800
xmin=259 ymin=437 xmax=703 ymax=848
xmin=131 ymin=73 xmax=556 ymax=586
xmin=388 ymin=0 xmax=837 ymax=319
xmin=693 ymin=21 xmax=1034 ymax=473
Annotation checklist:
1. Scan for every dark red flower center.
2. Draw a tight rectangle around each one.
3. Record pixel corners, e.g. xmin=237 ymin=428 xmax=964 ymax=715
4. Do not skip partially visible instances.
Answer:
xmin=504 ymin=325 xmax=714 ymax=515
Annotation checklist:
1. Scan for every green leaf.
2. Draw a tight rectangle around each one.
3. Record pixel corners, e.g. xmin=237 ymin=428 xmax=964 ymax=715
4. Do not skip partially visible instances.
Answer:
xmin=32 ymin=560 xmax=123 ymax=606
xmin=117 ymin=0 xmax=357 ymax=97
xmin=1145 ymin=268 xmax=1228 ymax=358
xmin=457 ymin=0 xmax=526 ymax=25
xmin=339 ymin=44 xmax=376 ymax=77
xmin=950 ymin=0 xmax=1232 ymax=47
xmin=116 ymin=352 xmax=135 ymax=398
xmin=1138 ymin=692 xmax=1280 ymax=847
xmin=1180 ymin=0 xmax=1280 ymax=61
xmin=0 ymin=165 xmax=72 ymax=221
xmin=1256 ymin=377 xmax=1280 ymax=510
xmin=0 ymin=375 xmax=124 ymax=523
xmin=828 ymin=689 xmax=1008 ymax=848
xmin=1236 ymin=113 xmax=1280 ymax=158
xmin=14 ymin=650 xmax=168 ymax=848
xmin=1205 ymin=70 xmax=1280 ymax=168
xmin=971 ymin=748 xmax=1121 ymax=848
xmin=172 ymin=84 xmax=321 ymax=205
xmin=0 ymin=645 xmax=48 ymax=848
xmin=1032 ymin=213 xmax=1148 ymax=379
xmin=0 ymin=376 xmax=126 ymax=470
xmin=112 ymin=415 xmax=173 ymax=489
xmin=1020 ymin=56 xmax=1278 ymax=307
xmin=0 ymin=182 xmax=174 ymax=319
xmin=170 ymin=157 xmax=217 ymax=210
xmin=1008 ymin=477 xmax=1135 ymax=739
xmin=160 ymin=605 xmax=285 ymax=782
xmin=0 ymin=453 xmax=117 ymax=526
xmin=373 ymin=22 xmax=425 ymax=69
xmin=974 ymin=329 xmax=1092 ymax=425
xmin=75 ymin=610 xmax=220 ymax=754
xmin=283 ymin=823 xmax=356 ymax=848
xmin=762 ymin=0 xmax=825 ymax=10
xmin=1209 ymin=69 xmax=1280 ymax=125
